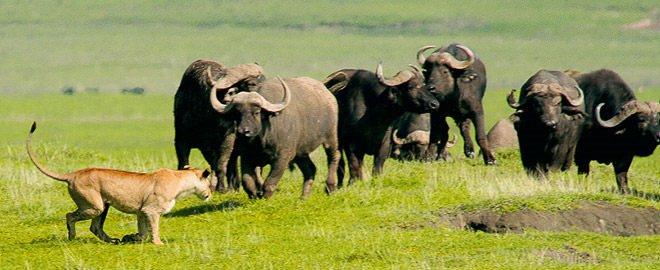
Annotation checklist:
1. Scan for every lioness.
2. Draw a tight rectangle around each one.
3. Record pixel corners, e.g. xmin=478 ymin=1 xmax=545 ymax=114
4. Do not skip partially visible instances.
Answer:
xmin=26 ymin=122 xmax=212 ymax=245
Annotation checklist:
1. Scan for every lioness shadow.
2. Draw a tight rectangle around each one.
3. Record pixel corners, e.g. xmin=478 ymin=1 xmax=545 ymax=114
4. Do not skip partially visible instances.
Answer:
xmin=165 ymin=200 xmax=243 ymax=218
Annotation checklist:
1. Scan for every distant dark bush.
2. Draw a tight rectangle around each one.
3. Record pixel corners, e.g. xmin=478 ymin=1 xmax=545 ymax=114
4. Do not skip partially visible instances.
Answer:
xmin=61 ymin=86 xmax=76 ymax=95
xmin=84 ymin=87 xmax=99 ymax=93
xmin=121 ymin=87 xmax=145 ymax=95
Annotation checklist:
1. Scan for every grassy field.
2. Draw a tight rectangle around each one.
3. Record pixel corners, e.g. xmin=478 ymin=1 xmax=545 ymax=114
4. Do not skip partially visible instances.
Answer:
xmin=1 ymin=1 xmax=659 ymax=269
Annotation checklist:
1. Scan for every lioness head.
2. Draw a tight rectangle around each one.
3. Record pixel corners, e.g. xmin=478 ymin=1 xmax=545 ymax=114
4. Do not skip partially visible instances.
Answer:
xmin=184 ymin=166 xmax=213 ymax=201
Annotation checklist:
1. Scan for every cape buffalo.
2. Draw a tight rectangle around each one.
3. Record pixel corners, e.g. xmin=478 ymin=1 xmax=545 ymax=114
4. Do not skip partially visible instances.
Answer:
xmin=416 ymin=43 xmax=496 ymax=165
xmin=210 ymin=71 xmax=339 ymax=199
xmin=174 ymin=60 xmax=262 ymax=192
xmin=390 ymin=113 xmax=456 ymax=161
xmin=507 ymin=70 xmax=586 ymax=177
xmin=324 ymin=63 xmax=439 ymax=186
xmin=569 ymin=69 xmax=659 ymax=194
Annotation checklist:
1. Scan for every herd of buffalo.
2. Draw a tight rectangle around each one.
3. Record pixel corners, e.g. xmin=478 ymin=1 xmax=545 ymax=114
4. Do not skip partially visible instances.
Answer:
xmin=173 ymin=43 xmax=659 ymax=198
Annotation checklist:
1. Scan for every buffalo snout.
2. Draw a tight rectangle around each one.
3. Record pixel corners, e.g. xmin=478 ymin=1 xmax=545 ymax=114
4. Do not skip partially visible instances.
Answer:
xmin=544 ymin=119 xmax=558 ymax=129
xmin=427 ymin=99 xmax=440 ymax=110
xmin=238 ymin=127 xmax=256 ymax=137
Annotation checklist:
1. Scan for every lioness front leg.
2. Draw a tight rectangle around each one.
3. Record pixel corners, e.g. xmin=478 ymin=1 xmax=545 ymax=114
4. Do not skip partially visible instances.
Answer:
xmin=146 ymin=212 xmax=163 ymax=245
xmin=122 ymin=213 xmax=149 ymax=243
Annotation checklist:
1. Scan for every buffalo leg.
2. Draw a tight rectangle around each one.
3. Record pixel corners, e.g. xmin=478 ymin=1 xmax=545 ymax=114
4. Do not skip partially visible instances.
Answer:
xmin=613 ymin=155 xmax=633 ymax=194
xmin=240 ymin=157 xmax=260 ymax=199
xmin=457 ymin=118 xmax=476 ymax=159
xmin=215 ymin=130 xmax=236 ymax=192
xmin=175 ymin=140 xmax=191 ymax=170
xmin=262 ymin=158 xmax=292 ymax=199
xmin=200 ymin=148 xmax=226 ymax=193
xmin=373 ymin=128 xmax=393 ymax=177
xmin=324 ymin=142 xmax=340 ymax=194
xmin=430 ymin=115 xmax=452 ymax=161
xmin=470 ymin=110 xmax=496 ymax=165
xmin=337 ymin=147 xmax=346 ymax=188
xmin=226 ymin=150 xmax=240 ymax=191
xmin=345 ymin=147 xmax=365 ymax=185
xmin=294 ymin=156 xmax=317 ymax=199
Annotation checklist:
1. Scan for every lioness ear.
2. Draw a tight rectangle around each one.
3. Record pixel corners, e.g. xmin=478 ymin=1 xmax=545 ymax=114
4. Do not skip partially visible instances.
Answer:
xmin=201 ymin=169 xmax=212 ymax=179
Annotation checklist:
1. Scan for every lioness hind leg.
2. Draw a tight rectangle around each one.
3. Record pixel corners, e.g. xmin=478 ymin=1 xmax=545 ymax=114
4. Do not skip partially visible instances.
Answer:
xmin=66 ymin=207 xmax=103 ymax=240
xmin=89 ymin=203 xmax=119 ymax=244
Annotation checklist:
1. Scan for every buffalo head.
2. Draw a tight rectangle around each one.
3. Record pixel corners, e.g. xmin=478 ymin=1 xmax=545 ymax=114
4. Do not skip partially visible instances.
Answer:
xmin=416 ymin=44 xmax=476 ymax=97
xmin=376 ymin=62 xmax=439 ymax=113
xmin=507 ymin=83 xmax=585 ymax=129
xmin=596 ymin=100 xmax=660 ymax=153
xmin=210 ymin=77 xmax=291 ymax=137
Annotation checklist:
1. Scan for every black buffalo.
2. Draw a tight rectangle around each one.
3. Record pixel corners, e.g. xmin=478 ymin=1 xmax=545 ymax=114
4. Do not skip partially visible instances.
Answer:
xmin=507 ymin=70 xmax=586 ymax=177
xmin=391 ymin=113 xmax=431 ymax=160
xmin=390 ymin=113 xmax=456 ymax=161
xmin=174 ymin=60 xmax=262 ymax=192
xmin=569 ymin=69 xmax=659 ymax=194
xmin=416 ymin=43 xmax=496 ymax=165
xmin=324 ymin=63 xmax=439 ymax=186
xmin=210 ymin=70 xmax=340 ymax=199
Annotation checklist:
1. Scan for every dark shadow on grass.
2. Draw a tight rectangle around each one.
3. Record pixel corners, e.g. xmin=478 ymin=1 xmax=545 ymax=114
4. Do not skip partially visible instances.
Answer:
xmin=165 ymin=200 xmax=243 ymax=218
xmin=630 ymin=188 xmax=660 ymax=202
xmin=600 ymin=187 xmax=660 ymax=202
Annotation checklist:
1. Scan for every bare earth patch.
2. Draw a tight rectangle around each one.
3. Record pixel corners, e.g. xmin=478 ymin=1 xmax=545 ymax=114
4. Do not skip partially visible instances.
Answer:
xmin=440 ymin=201 xmax=659 ymax=236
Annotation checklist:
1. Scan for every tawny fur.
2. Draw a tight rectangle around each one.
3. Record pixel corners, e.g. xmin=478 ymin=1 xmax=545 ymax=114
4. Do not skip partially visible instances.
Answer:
xmin=26 ymin=122 xmax=212 ymax=245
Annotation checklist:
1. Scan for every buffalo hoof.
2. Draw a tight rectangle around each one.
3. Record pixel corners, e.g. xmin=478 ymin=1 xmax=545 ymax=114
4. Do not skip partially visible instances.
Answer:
xmin=325 ymin=184 xmax=337 ymax=195
xmin=438 ymin=151 xmax=452 ymax=162
xmin=465 ymin=151 xmax=476 ymax=159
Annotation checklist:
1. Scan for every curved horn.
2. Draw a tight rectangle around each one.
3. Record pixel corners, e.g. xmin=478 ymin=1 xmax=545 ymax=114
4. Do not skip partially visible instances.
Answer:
xmin=507 ymin=89 xmax=520 ymax=109
xmin=258 ymin=76 xmax=291 ymax=113
xmin=408 ymin=64 xmax=424 ymax=79
xmin=416 ymin=45 xmax=437 ymax=66
xmin=209 ymin=84 xmax=233 ymax=114
xmin=438 ymin=45 xmax=475 ymax=70
xmin=595 ymin=101 xmax=642 ymax=128
xmin=648 ymin=101 xmax=660 ymax=113
xmin=215 ymin=63 xmax=264 ymax=89
xmin=391 ymin=129 xmax=408 ymax=145
xmin=561 ymin=86 xmax=584 ymax=107
xmin=445 ymin=133 xmax=457 ymax=148
xmin=206 ymin=67 xmax=217 ymax=87
xmin=376 ymin=62 xmax=414 ymax=87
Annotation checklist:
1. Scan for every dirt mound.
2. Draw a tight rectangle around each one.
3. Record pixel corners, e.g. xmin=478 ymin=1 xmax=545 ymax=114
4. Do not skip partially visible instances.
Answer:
xmin=441 ymin=201 xmax=659 ymax=236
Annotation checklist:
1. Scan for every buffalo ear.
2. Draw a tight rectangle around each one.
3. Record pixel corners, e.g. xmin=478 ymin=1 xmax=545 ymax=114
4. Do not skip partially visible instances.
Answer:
xmin=201 ymin=169 xmax=212 ymax=179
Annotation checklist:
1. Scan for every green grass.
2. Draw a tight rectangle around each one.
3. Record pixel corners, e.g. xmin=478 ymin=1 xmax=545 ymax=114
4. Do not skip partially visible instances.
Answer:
xmin=1 ymin=1 xmax=659 ymax=269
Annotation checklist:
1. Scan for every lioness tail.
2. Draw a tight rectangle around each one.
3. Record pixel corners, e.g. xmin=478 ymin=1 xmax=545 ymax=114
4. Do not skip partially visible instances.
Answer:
xmin=26 ymin=122 xmax=70 ymax=182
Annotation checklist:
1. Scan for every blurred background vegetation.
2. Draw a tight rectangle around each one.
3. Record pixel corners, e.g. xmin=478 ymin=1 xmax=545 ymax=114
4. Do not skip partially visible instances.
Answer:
xmin=1 ymin=0 xmax=658 ymax=93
